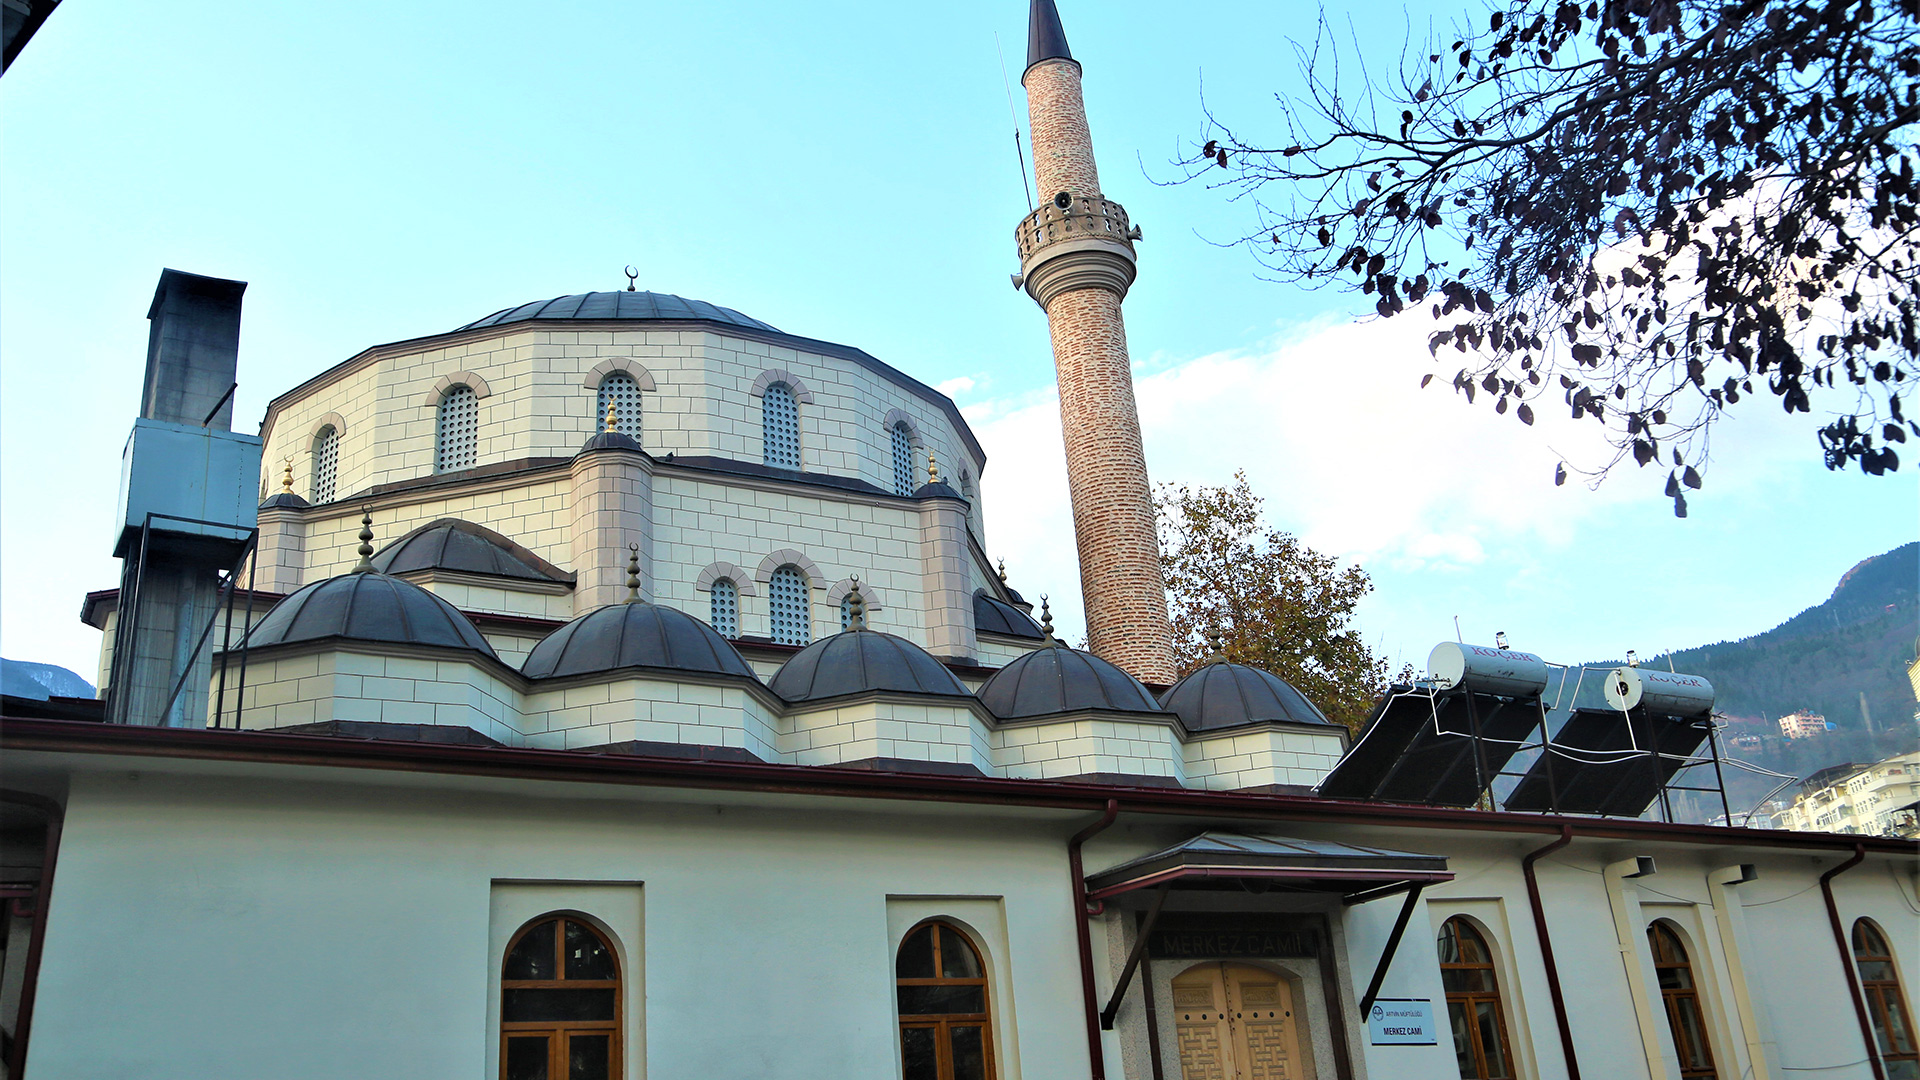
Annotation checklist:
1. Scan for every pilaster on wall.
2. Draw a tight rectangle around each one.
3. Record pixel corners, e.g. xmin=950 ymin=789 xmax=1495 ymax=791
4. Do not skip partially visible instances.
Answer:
xmin=569 ymin=447 xmax=653 ymax=613
xmin=919 ymin=497 xmax=977 ymax=662
xmin=252 ymin=506 xmax=309 ymax=595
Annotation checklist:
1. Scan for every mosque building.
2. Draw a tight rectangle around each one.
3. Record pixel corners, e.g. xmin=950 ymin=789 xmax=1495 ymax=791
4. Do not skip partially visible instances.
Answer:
xmin=1 ymin=3 xmax=1915 ymax=1080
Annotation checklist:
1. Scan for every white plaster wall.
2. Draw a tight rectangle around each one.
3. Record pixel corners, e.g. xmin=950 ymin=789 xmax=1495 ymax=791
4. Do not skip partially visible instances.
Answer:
xmin=24 ymin=771 xmax=1094 ymax=1080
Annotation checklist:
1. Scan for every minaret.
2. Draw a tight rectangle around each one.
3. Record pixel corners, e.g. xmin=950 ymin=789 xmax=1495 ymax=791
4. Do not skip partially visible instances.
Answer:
xmin=1015 ymin=0 xmax=1175 ymax=684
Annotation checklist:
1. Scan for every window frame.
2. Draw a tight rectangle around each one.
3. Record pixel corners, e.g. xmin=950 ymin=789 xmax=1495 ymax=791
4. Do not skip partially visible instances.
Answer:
xmin=1438 ymin=915 xmax=1517 ymax=1080
xmin=891 ymin=421 xmax=916 ymax=495
xmin=763 ymin=381 xmax=801 ymax=468
xmin=1854 ymin=918 xmax=1920 ymax=1074
xmin=436 ymin=383 xmax=479 ymax=472
xmin=499 ymin=913 xmax=623 ymax=1080
xmin=769 ymin=564 xmax=810 ymax=645
xmin=709 ymin=577 xmax=740 ymax=639
xmin=310 ymin=424 xmax=340 ymax=503
xmin=596 ymin=371 xmax=644 ymax=440
xmin=896 ymin=918 xmax=997 ymax=1080
xmin=1647 ymin=920 xmax=1719 ymax=1080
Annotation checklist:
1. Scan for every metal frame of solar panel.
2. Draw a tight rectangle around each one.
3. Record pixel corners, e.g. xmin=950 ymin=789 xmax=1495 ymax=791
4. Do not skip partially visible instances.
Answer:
xmin=1317 ymin=685 xmax=1546 ymax=807
xmin=1502 ymin=706 xmax=1717 ymax=818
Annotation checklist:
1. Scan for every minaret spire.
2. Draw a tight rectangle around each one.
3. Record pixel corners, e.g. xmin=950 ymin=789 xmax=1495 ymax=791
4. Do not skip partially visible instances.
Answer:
xmin=1014 ymin=0 xmax=1175 ymax=685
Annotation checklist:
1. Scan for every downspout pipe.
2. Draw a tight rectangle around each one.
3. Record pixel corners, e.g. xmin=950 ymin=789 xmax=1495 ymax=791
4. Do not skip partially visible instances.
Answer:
xmin=1070 ymin=799 xmax=1120 ymax=1080
xmin=1820 ymin=844 xmax=1884 ymax=1080
xmin=1522 ymin=825 xmax=1581 ymax=1080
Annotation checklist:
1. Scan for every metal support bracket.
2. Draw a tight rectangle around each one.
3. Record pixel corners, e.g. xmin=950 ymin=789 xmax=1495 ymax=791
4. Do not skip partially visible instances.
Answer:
xmin=1358 ymin=883 xmax=1426 ymax=1015
xmin=1100 ymin=882 xmax=1171 ymax=1030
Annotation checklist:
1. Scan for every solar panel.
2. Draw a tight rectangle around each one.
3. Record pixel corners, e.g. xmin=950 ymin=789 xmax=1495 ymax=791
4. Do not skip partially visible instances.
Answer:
xmin=1317 ymin=687 xmax=1545 ymax=807
xmin=1502 ymin=707 xmax=1713 ymax=816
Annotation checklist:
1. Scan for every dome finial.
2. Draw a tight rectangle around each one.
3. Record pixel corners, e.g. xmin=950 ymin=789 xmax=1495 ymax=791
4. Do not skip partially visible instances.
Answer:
xmin=997 ymin=557 xmax=1008 ymax=583
xmin=1205 ymin=626 xmax=1227 ymax=665
xmin=846 ymin=576 xmax=868 ymax=631
xmin=352 ymin=510 xmax=376 ymax=572
xmin=281 ymin=459 xmax=295 ymax=493
xmin=927 ymin=448 xmax=941 ymax=485
xmin=623 ymin=265 xmax=639 ymax=292
xmin=626 ymin=543 xmax=641 ymax=602
xmin=1039 ymin=594 xmax=1058 ymax=646
xmin=605 ymin=399 xmax=619 ymax=433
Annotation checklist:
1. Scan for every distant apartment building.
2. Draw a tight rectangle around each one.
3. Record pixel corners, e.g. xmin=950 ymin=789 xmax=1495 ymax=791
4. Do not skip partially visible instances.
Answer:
xmin=1776 ymin=751 xmax=1920 ymax=837
xmin=1778 ymin=709 xmax=1834 ymax=739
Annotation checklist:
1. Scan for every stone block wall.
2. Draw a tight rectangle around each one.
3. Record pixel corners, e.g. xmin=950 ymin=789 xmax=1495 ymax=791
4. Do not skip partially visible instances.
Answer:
xmin=991 ymin=716 xmax=1187 ymax=783
xmin=521 ymin=675 xmax=777 ymax=760
xmin=778 ymin=698 xmax=992 ymax=772
xmin=1184 ymin=726 xmax=1348 ymax=790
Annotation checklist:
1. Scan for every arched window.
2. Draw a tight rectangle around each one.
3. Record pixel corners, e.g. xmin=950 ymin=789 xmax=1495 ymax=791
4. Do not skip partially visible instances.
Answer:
xmin=769 ymin=565 xmax=809 ymax=645
xmin=1648 ymin=922 xmax=1717 ymax=1079
xmin=311 ymin=425 xmax=339 ymax=503
xmin=436 ymin=384 xmax=478 ymax=472
xmin=597 ymin=372 xmax=642 ymax=439
xmin=891 ymin=422 xmax=915 ymax=495
xmin=841 ymin=593 xmax=856 ymax=631
xmin=896 ymin=920 xmax=995 ymax=1080
xmin=763 ymin=381 xmax=800 ymax=468
xmin=501 ymin=914 xmax=620 ymax=1080
xmin=1854 ymin=919 xmax=1919 ymax=1076
xmin=1438 ymin=917 xmax=1514 ymax=1080
xmin=710 ymin=578 xmax=739 ymax=639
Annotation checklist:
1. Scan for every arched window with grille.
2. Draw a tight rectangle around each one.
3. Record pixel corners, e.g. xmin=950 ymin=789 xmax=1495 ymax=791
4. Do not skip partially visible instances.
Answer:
xmin=310 ymin=425 xmax=339 ymax=503
xmin=1854 ymin=918 xmax=1919 ymax=1077
xmin=769 ymin=564 xmax=809 ymax=645
xmin=840 ymin=593 xmax=856 ymax=631
xmin=763 ymin=381 xmax=800 ymax=468
xmin=437 ymin=384 xmax=478 ymax=472
xmin=500 ymin=913 xmax=621 ymax=1080
xmin=597 ymin=372 xmax=643 ymax=439
xmin=1648 ymin=921 xmax=1718 ymax=1080
xmin=1438 ymin=916 xmax=1515 ymax=1080
xmin=896 ymin=920 xmax=995 ymax=1080
xmin=709 ymin=578 xmax=739 ymax=639
xmin=891 ymin=422 xmax=915 ymax=495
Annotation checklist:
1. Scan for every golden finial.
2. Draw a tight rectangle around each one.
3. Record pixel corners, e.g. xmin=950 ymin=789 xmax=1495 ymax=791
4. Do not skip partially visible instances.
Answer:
xmin=927 ymin=449 xmax=941 ymax=485
xmin=997 ymin=557 xmax=1008 ymax=584
xmin=626 ymin=543 xmax=641 ymax=602
xmin=604 ymin=400 xmax=619 ymax=433
xmin=1039 ymin=594 xmax=1057 ymax=646
xmin=846 ymin=577 xmax=867 ymax=631
xmin=280 ymin=459 xmax=295 ymax=493
xmin=352 ymin=510 xmax=376 ymax=572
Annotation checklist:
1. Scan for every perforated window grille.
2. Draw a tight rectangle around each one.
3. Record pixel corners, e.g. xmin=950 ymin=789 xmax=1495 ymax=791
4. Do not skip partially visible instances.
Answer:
xmin=436 ymin=385 xmax=477 ymax=472
xmin=770 ymin=565 xmax=810 ymax=645
xmin=597 ymin=372 xmax=643 ymax=439
xmin=710 ymin=579 xmax=739 ymax=639
xmin=763 ymin=382 xmax=800 ymax=468
xmin=891 ymin=423 xmax=915 ymax=495
xmin=311 ymin=426 xmax=339 ymax=503
xmin=841 ymin=594 xmax=855 ymax=631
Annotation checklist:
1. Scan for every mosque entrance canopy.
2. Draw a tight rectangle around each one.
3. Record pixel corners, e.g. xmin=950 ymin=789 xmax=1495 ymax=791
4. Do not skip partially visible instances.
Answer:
xmin=1084 ymin=832 xmax=1452 ymax=904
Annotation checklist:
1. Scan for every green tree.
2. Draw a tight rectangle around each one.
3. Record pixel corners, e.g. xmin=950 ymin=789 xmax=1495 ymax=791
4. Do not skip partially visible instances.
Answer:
xmin=1180 ymin=0 xmax=1917 ymax=513
xmin=1157 ymin=472 xmax=1389 ymax=731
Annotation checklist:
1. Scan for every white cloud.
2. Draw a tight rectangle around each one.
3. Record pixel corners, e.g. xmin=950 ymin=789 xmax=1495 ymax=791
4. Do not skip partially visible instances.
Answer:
xmin=935 ymin=375 xmax=978 ymax=398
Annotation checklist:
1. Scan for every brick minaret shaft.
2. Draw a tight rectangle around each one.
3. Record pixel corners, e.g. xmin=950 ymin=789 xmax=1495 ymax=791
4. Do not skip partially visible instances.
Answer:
xmin=1016 ymin=0 xmax=1175 ymax=684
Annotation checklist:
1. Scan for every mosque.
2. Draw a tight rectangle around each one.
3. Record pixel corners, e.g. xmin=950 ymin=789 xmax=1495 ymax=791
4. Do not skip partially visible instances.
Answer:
xmin=0 ymin=4 xmax=1915 ymax=1080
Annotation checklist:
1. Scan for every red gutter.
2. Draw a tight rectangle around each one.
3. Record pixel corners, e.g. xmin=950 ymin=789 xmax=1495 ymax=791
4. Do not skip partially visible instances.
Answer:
xmin=1522 ymin=825 xmax=1581 ymax=1080
xmin=1068 ymin=799 xmax=1118 ymax=1080
xmin=1 ymin=718 xmax=1915 ymax=855
xmin=1820 ymin=844 xmax=1884 ymax=1080
xmin=1 ymin=790 xmax=64 ymax=1080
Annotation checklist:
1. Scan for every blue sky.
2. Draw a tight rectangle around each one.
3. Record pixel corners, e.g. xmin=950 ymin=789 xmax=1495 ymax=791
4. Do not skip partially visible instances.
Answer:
xmin=2 ymin=1 xmax=1912 ymax=688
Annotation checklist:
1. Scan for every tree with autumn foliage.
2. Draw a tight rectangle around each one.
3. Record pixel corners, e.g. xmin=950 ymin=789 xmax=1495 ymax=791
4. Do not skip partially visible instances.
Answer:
xmin=1180 ymin=0 xmax=1917 ymax=514
xmin=1157 ymin=472 xmax=1389 ymax=731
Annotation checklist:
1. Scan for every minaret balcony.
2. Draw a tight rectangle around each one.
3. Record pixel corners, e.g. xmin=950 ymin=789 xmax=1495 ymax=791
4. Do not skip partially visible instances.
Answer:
xmin=1014 ymin=195 xmax=1141 ymax=306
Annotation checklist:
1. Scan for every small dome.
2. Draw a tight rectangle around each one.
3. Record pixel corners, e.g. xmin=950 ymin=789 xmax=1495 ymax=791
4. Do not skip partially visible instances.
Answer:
xmin=914 ymin=480 xmax=963 ymax=500
xmin=457 ymin=291 xmax=779 ymax=334
xmin=976 ymin=646 xmax=1163 ymax=720
xmin=244 ymin=572 xmax=496 ymax=655
xmin=973 ymin=590 xmax=1044 ymax=640
xmin=371 ymin=519 xmax=572 ymax=584
xmin=1159 ymin=662 xmax=1333 ymax=732
xmin=260 ymin=492 xmax=310 ymax=509
xmin=580 ymin=430 xmax=643 ymax=453
xmin=769 ymin=629 xmax=971 ymax=704
xmin=522 ymin=602 xmax=756 ymax=680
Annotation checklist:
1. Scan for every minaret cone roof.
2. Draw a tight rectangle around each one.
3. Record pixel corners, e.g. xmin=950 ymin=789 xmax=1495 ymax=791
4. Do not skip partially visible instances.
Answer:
xmin=1026 ymin=0 xmax=1075 ymax=73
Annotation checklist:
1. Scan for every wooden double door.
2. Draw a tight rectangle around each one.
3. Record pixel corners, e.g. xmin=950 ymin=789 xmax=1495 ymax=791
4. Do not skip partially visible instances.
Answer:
xmin=1171 ymin=962 xmax=1308 ymax=1080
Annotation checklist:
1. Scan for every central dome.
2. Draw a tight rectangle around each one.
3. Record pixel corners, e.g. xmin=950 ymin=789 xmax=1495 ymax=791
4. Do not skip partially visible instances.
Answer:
xmin=457 ymin=291 xmax=779 ymax=334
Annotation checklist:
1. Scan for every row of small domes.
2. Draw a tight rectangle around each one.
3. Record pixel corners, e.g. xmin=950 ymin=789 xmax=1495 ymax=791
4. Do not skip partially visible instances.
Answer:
xmin=241 ymin=565 xmax=1332 ymax=733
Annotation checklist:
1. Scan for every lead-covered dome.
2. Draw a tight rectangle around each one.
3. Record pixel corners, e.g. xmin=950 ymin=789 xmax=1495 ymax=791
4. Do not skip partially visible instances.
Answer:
xmin=1159 ymin=662 xmax=1333 ymax=732
xmin=521 ymin=602 xmax=757 ymax=680
xmin=244 ymin=572 xmax=496 ymax=656
xmin=973 ymin=590 xmax=1044 ymax=640
xmin=372 ymin=518 xmax=573 ymax=584
xmin=457 ymin=291 xmax=779 ymax=334
xmin=769 ymin=630 xmax=971 ymax=704
xmin=976 ymin=646 xmax=1163 ymax=720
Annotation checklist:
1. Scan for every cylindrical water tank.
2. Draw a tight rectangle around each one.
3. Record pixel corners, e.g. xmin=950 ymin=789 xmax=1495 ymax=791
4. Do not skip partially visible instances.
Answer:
xmin=1603 ymin=667 xmax=1716 ymax=717
xmin=1427 ymin=642 xmax=1551 ymax=699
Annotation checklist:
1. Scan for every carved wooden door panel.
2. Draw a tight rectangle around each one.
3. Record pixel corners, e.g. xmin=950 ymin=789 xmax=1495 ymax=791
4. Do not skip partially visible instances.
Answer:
xmin=1171 ymin=963 xmax=1306 ymax=1080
